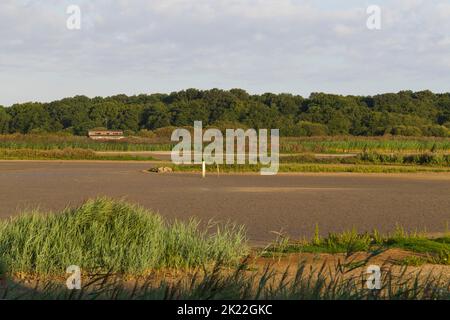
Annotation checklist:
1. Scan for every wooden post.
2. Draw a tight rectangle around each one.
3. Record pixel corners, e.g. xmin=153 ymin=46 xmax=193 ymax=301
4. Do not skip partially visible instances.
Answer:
xmin=202 ymin=161 xmax=206 ymax=178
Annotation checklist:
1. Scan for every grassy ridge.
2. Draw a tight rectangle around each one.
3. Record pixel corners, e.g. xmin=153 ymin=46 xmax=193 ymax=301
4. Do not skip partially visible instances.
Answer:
xmin=0 ymin=198 xmax=248 ymax=275
xmin=169 ymin=163 xmax=450 ymax=174
xmin=264 ymin=226 xmax=450 ymax=265
xmin=167 ymin=150 xmax=450 ymax=174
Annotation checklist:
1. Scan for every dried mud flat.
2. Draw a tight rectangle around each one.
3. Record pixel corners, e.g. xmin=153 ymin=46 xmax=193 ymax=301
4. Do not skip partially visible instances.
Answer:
xmin=0 ymin=161 xmax=449 ymax=243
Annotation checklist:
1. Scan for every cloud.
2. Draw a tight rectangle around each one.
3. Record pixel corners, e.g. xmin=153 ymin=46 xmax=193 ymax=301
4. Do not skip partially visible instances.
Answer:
xmin=0 ymin=0 xmax=450 ymax=105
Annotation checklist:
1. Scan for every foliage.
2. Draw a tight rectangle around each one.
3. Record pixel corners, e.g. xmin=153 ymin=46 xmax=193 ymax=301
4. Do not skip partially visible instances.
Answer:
xmin=1 ymin=90 xmax=450 ymax=136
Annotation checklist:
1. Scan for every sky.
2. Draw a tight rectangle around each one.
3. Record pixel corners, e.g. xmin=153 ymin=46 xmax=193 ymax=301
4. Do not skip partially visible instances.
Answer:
xmin=1 ymin=0 xmax=450 ymax=106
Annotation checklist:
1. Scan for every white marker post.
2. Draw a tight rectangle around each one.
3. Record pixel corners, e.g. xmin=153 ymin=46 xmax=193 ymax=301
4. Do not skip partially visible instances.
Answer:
xmin=202 ymin=161 xmax=206 ymax=178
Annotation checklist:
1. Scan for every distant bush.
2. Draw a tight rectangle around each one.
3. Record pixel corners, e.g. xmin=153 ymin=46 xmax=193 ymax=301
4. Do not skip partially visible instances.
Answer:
xmin=136 ymin=129 xmax=156 ymax=138
xmin=358 ymin=152 xmax=450 ymax=166
xmin=391 ymin=126 xmax=423 ymax=137
xmin=296 ymin=121 xmax=328 ymax=136
xmin=421 ymin=125 xmax=449 ymax=137
xmin=154 ymin=126 xmax=181 ymax=138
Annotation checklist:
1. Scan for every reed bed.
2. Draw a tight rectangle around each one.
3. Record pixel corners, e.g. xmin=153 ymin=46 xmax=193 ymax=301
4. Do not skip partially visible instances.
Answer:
xmin=0 ymin=134 xmax=173 ymax=152
xmin=1 ymin=134 xmax=449 ymax=154
xmin=280 ymin=137 xmax=450 ymax=153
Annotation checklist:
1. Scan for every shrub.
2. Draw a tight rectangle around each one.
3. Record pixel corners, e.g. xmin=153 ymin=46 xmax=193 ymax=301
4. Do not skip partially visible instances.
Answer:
xmin=296 ymin=121 xmax=328 ymax=137
xmin=391 ymin=126 xmax=423 ymax=137
xmin=421 ymin=125 xmax=449 ymax=137
xmin=136 ymin=129 xmax=156 ymax=138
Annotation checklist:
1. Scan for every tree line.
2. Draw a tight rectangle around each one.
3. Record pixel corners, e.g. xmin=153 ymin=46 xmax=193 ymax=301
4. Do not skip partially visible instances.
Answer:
xmin=0 ymin=89 xmax=449 ymax=137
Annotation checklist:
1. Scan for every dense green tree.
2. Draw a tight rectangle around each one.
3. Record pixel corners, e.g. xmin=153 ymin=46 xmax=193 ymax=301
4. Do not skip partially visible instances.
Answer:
xmin=326 ymin=110 xmax=351 ymax=135
xmin=142 ymin=102 xmax=171 ymax=130
xmin=170 ymin=100 xmax=209 ymax=126
xmin=2 ymin=89 xmax=449 ymax=137
xmin=7 ymin=103 xmax=51 ymax=133
xmin=114 ymin=104 xmax=142 ymax=132
xmin=260 ymin=93 xmax=302 ymax=116
xmin=242 ymin=101 xmax=279 ymax=129
xmin=0 ymin=106 xmax=11 ymax=133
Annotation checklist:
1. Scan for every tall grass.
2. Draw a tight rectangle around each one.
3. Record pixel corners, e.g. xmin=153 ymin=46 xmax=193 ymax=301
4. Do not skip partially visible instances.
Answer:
xmin=263 ymin=226 xmax=450 ymax=265
xmin=1 ymin=134 xmax=449 ymax=153
xmin=0 ymin=134 xmax=173 ymax=152
xmin=0 ymin=198 xmax=248 ymax=275
xmin=1 ymin=256 xmax=449 ymax=300
xmin=281 ymin=136 xmax=450 ymax=153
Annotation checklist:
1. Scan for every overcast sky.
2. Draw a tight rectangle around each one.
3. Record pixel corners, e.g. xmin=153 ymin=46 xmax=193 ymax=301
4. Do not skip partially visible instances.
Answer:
xmin=1 ymin=0 xmax=450 ymax=106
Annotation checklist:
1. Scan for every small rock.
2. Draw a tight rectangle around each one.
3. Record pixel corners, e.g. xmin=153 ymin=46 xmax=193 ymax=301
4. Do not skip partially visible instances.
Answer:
xmin=149 ymin=167 xmax=173 ymax=173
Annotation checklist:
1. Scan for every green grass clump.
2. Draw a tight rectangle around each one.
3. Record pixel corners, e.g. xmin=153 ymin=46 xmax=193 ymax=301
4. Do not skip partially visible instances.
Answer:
xmin=386 ymin=236 xmax=449 ymax=254
xmin=264 ymin=226 xmax=450 ymax=265
xmin=396 ymin=256 xmax=428 ymax=267
xmin=385 ymin=231 xmax=449 ymax=265
xmin=0 ymin=198 xmax=248 ymax=275
xmin=266 ymin=229 xmax=376 ymax=255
